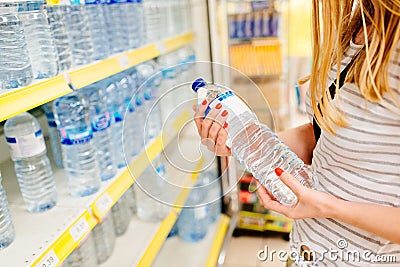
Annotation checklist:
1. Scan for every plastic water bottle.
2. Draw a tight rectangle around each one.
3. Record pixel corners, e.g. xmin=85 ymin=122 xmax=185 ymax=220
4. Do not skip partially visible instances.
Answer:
xmin=143 ymin=0 xmax=160 ymax=44
xmin=63 ymin=233 xmax=97 ymax=267
xmin=103 ymin=77 xmax=126 ymax=168
xmin=53 ymin=92 xmax=101 ymax=197
xmin=62 ymin=1 xmax=94 ymax=67
xmin=84 ymin=0 xmax=110 ymax=60
xmin=111 ymin=192 xmax=131 ymax=236
xmin=192 ymin=78 xmax=318 ymax=205
xmin=92 ymin=212 xmax=116 ymax=264
xmin=126 ymin=184 xmax=136 ymax=214
xmin=17 ymin=0 xmax=58 ymax=80
xmin=177 ymin=180 xmax=210 ymax=242
xmin=200 ymin=170 xmax=221 ymax=223
xmin=0 ymin=7 xmax=33 ymax=89
xmin=103 ymin=0 xmax=130 ymax=54
xmin=83 ymin=84 xmax=116 ymax=181
xmin=4 ymin=112 xmax=57 ymax=213
xmin=47 ymin=4 xmax=72 ymax=72
xmin=42 ymin=101 xmax=64 ymax=168
xmin=134 ymin=0 xmax=145 ymax=47
xmin=0 ymin=170 xmax=15 ymax=250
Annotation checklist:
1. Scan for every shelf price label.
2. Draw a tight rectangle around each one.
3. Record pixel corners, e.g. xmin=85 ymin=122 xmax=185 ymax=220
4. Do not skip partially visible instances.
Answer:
xmin=118 ymin=54 xmax=131 ymax=69
xmin=34 ymin=250 xmax=59 ymax=267
xmin=69 ymin=217 xmax=90 ymax=243
xmin=95 ymin=192 xmax=113 ymax=216
xmin=155 ymin=42 xmax=168 ymax=54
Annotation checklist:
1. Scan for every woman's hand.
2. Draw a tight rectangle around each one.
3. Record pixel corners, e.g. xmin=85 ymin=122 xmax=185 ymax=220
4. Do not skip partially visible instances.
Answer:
xmin=257 ymin=168 xmax=335 ymax=220
xmin=193 ymin=100 xmax=232 ymax=157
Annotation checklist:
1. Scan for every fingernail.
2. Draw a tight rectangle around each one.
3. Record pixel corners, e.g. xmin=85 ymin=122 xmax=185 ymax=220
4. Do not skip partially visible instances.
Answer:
xmin=221 ymin=110 xmax=228 ymax=117
xmin=215 ymin=103 xmax=222 ymax=109
xmin=223 ymin=122 xmax=228 ymax=128
xmin=202 ymin=99 xmax=207 ymax=105
xmin=275 ymin=168 xmax=284 ymax=176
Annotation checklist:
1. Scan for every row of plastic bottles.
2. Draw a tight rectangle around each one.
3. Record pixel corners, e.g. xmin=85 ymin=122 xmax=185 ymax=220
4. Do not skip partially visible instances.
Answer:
xmin=0 ymin=0 xmax=193 ymax=90
xmin=0 ymin=46 xmax=197 ymax=250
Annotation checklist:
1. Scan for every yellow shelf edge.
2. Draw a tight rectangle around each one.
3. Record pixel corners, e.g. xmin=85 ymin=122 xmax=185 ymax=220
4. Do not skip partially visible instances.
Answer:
xmin=205 ymin=214 xmax=231 ymax=267
xmin=0 ymin=75 xmax=72 ymax=122
xmin=163 ymin=32 xmax=194 ymax=54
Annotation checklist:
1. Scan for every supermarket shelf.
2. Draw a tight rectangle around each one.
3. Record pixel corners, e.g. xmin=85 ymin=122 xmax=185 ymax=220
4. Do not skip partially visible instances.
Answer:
xmin=0 ymin=108 xmax=192 ymax=267
xmin=152 ymin=214 xmax=231 ymax=267
xmin=237 ymin=211 xmax=292 ymax=233
xmin=0 ymin=32 xmax=194 ymax=122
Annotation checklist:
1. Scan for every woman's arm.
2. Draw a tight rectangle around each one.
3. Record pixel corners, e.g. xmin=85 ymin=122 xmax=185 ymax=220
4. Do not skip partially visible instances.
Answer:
xmin=257 ymin=169 xmax=400 ymax=244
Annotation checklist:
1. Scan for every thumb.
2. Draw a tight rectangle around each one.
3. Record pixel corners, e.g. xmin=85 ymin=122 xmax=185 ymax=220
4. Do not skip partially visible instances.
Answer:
xmin=275 ymin=168 xmax=302 ymax=196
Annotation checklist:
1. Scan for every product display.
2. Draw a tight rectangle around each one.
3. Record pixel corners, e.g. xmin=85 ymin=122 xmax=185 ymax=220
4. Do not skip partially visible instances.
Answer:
xmin=0 ymin=170 xmax=15 ymax=250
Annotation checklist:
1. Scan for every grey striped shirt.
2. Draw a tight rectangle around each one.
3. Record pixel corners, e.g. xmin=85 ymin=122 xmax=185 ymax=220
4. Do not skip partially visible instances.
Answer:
xmin=290 ymin=41 xmax=400 ymax=266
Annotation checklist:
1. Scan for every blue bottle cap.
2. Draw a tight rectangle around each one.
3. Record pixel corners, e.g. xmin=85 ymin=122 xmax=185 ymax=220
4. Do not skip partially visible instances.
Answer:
xmin=192 ymin=78 xmax=206 ymax=92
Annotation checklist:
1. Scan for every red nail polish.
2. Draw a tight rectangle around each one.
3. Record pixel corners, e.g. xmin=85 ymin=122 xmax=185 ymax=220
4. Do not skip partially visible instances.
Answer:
xmin=275 ymin=168 xmax=284 ymax=176
xmin=215 ymin=103 xmax=222 ymax=109
xmin=202 ymin=99 xmax=207 ymax=105
xmin=221 ymin=110 xmax=228 ymax=117
xmin=223 ymin=122 xmax=228 ymax=128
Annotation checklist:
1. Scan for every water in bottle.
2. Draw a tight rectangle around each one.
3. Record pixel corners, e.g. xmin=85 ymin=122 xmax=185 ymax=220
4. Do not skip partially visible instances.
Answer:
xmin=135 ymin=0 xmax=145 ymax=46
xmin=126 ymin=184 xmax=136 ymax=214
xmin=42 ymin=101 xmax=64 ymax=168
xmin=92 ymin=212 xmax=116 ymax=264
xmin=62 ymin=1 xmax=94 ymax=67
xmin=192 ymin=78 xmax=318 ymax=205
xmin=111 ymin=192 xmax=131 ymax=236
xmin=199 ymin=170 xmax=221 ymax=223
xmin=17 ymin=0 xmax=58 ymax=80
xmin=84 ymin=0 xmax=110 ymax=60
xmin=83 ymin=84 xmax=116 ymax=181
xmin=4 ymin=112 xmax=57 ymax=213
xmin=0 ymin=170 xmax=15 ymax=250
xmin=103 ymin=0 xmax=130 ymax=54
xmin=177 ymin=180 xmax=210 ymax=242
xmin=47 ymin=4 xmax=72 ymax=72
xmin=0 ymin=7 xmax=33 ymax=89
xmin=53 ymin=92 xmax=101 ymax=197
xmin=143 ymin=0 xmax=161 ymax=44
xmin=63 ymin=233 xmax=97 ymax=267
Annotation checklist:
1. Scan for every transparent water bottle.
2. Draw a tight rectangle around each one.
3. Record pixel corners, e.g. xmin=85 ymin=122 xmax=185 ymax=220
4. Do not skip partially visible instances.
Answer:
xmin=42 ymin=101 xmax=64 ymax=168
xmin=143 ymin=0 xmax=160 ymax=44
xmin=192 ymin=78 xmax=318 ymax=205
xmin=4 ymin=112 xmax=57 ymax=213
xmin=47 ymin=4 xmax=72 ymax=72
xmin=103 ymin=0 xmax=130 ymax=54
xmin=62 ymin=0 xmax=94 ymax=67
xmin=125 ymin=184 xmax=136 ymax=214
xmin=177 ymin=180 xmax=210 ymax=242
xmin=92 ymin=212 xmax=116 ymax=264
xmin=64 ymin=233 xmax=97 ymax=267
xmin=199 ymin=170 xmax=221 ymax=223
xmin=17 ymin=0 xmax=58 ymax=80
xmin=111 ymin=192 xmax=131 ymax=236
xmin=0 ymin=3 xmax=33 ymax=89
xmin=53 ymin=92 xmax=101 ymax=197
xmin=134 ymin=0 xmax=145 ymax=47
xmin=84 ymin=0 xmax=110 ymax=60
xmin=0 ymin=170 xmax=15 ymax=250
xmin=83 ymin=84 xmax=116 ymax=181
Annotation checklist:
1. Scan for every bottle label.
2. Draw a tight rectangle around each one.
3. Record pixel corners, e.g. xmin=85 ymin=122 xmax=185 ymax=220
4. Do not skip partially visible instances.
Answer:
xmin=59 ymin=128 xmax=93 ymax=145
xmin=205 ymin=91 xmax=252 ymax=117
xmin=91 ymin=112 xmax=111 ymax=132
xmin=47 ymin=118 xmax=57 ymax=128
xmin=6 ymin=130 xmax=46 ymax=158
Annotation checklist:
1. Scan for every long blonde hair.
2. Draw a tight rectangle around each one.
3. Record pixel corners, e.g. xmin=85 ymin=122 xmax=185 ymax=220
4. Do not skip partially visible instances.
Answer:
xmin=305 ymin=0 xmax=400 ymax=134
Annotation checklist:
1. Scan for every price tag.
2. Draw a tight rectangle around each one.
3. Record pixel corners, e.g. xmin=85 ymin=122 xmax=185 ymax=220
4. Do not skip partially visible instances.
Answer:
xmin=69 ymin=217 xmax=90 ymax=242
xmin=35 ymin=250 xmax=59 ymax=267
xmin=155 ymin=42 xmax=168 ymax=54
xmin=96 ymin=193 xmax=113 ymax=215
xmin=118 ymin=54 xmax=130 ymax=69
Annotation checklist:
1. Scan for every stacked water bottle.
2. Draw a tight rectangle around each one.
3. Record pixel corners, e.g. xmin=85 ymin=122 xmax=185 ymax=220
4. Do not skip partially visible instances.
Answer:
xmin=0 ymin=0 xmax=192 ymax=91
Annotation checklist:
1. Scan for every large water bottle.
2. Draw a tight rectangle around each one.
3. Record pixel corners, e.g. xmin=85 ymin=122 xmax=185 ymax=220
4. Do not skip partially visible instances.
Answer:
xmin=53 ymin=92 xmax=101 ymax=197
xmin=192 ymin=78 xmax=318 ymax=205
xmin=134 ymin=0 xmax=145 ymax=47
xmin=83 ymin=84 xmax=116 ymax=181
xmin=103 ymin=0 xmax=130 ymax=54
xmin=4 ymin=112 xmax=57 ymax=213
xmin=92 ymin=212 xmax=116 ymax=264
xmin=0 ymin=5 xmax=33 ymax=89
xmin=17 ymin=0 xmax=58 ymax=80
xmin=0 ymin=170 xmax=15 ymax=250
xmin=200 ymin=170 xmax=221 ymax=223
xmin=84 ymin=0 xmax=110 ymax=60
xmin=62 ymin=0 xmax=94 ymax=67
xmin=63 ymin=232 xmax=97 ymax=267
xmin=143 ymin=0 xmax=160 ymax=44
xmin=177 ymin=180 xmax=210 ymax=242
xmin=103 ymin=77 xmax=126 ymax=168
xmin=111 ymin=192 xmax=131 ymax=236
xmin=42 ymin=101 xmax=64 ymax=168
xmin=47 ymin=4 xmax=72 ymax=72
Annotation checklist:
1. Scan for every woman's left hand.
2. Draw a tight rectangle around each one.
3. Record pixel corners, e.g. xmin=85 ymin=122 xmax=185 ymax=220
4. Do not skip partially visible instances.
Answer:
xmin=256 ymin=168 xmax=337 ymax=220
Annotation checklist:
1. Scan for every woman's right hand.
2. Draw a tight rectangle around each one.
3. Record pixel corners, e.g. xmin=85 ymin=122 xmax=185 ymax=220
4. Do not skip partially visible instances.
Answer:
xmin=193 ymin=99 xmax=232 ymax=157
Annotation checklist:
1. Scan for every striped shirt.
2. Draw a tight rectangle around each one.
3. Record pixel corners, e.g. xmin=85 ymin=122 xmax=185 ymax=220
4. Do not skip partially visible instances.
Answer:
xmin=290 ymin=41 xmax=400 ymax=266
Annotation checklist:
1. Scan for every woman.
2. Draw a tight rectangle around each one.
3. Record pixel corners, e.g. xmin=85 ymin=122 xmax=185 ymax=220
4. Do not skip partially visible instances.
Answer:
xmin=194 ymin=0 xmax=400 ymax=266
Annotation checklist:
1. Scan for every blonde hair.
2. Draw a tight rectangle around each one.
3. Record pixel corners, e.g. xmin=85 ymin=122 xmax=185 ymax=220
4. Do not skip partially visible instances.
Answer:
xmin=304 ymin=0 xmax=400 ymax=134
